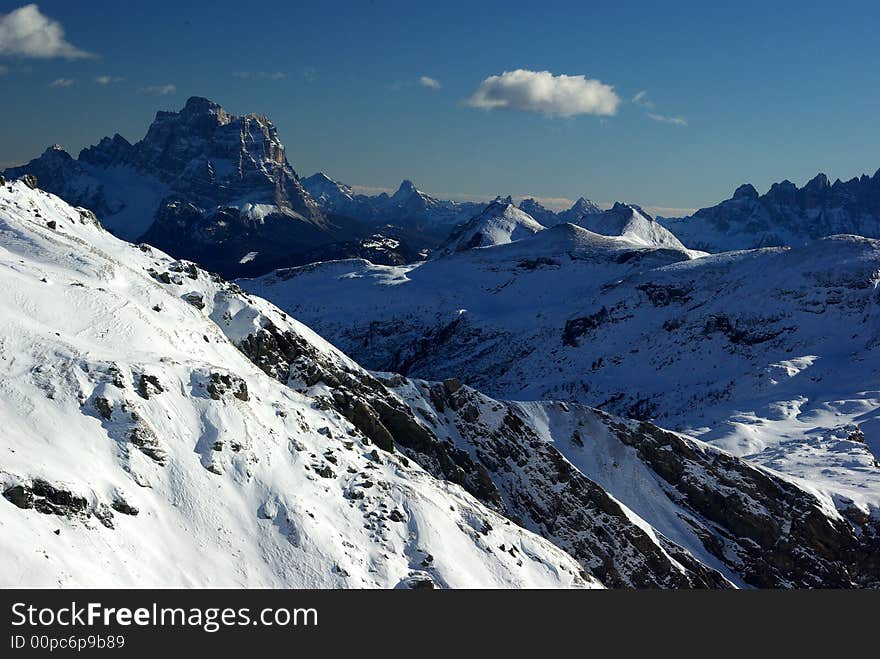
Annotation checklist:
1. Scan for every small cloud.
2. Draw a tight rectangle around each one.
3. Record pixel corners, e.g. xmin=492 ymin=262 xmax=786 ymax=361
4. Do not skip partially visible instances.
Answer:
xmin=349 ymin=184 xmax=396 ymax=196
xmin=48 ymin=77 xmax=74 ymax=88
xmin=94 ymin=75 xmax=123 ymax=85
xmin=635 ymin=91 xmax=687 ymax=126
xmin=467 ymin=69 xmax=620 ymax=118
xmin=302 ymin=66 xmax=317 ymax=83
xmin=139 ymin=83 xmax=176 ymax=96
xmin=643 ymin=205 xmax=697 ymax=218
xmin=0 ymin=64 xmax=7 ymax=75
xmin=632 ymin=90 xmax=654 ymax=108
xmin=516 ymin=195 xmax=576 ymax=211
xmin=233 ymin=71 xmax=287 ymax=80
xmin=419 ymin=75 xmax=441 ymax=89
xmin=647 ymin=112 xmax=688 ymax=127
xmin=0 ymin=4 xmax=92 ymax=59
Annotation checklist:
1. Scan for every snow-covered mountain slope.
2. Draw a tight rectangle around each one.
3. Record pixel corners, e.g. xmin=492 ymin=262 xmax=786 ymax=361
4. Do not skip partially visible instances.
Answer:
xmin=391 ymin=380 xmax=880 ymax=588
xmin=574 ymin=203 xmax=693 ymax=253
xmin=435 ymin=201 xmax=545 ymax=256
xmin=6 ymin=181 xmax=878 ymax=588
xmin=659 ymin=172 xmax=880 ymax=252
xmin=301 ymin=172 xmax=356 ymax=210
xmin=0 ymin=179 xmax=596 ymax=589
xmin=242 ymin=226 xmax=880 ymax=527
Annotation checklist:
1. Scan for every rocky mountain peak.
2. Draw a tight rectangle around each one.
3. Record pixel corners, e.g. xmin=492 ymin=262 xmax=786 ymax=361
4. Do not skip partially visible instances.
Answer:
xmin=392 ymin=179 xmax=420 ymax=201
xmin=179 ymin=95 xmax=232 ymax=125
xmin=732 ymin=183 xmax=759 ymax=200
xmin=572 ymin=197 xmax=600 ymax=213
xmin=804 ymin=173 xmax=830 ymax=192
xmin=79 ymin=133 xmax=134 ymax=167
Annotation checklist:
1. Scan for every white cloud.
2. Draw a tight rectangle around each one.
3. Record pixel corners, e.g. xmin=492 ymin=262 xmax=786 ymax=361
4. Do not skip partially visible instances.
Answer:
xmin=634 ymin=90 xmax=687 ymax=127
xmin=233 ymin=71 xmax=286 ymax=80
xmin=139 ymin=83 xmax=176 ymax=96
xmin=647 ymin=112 xmax=688 ymax=127
xmin=48 ymin=77 xmax=73 ymax=88
xmin=419 ymin=75 xmax=441 ymax=89
xmin=632 ymin=90 xmax=653 ymax=108
xmin=95 ymin=75 xmax=123 ymax=85
xmin=0 ymin=4 xmax=92 ymax=59
xmin=467 ymin=69 xmax=619 ymax=118
xmin=642 ymin=205 xmax=697 ymax=217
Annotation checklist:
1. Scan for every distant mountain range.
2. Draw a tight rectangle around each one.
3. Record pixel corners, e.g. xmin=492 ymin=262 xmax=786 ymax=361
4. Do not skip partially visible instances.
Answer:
xmin=659 ymin=172 xmax=880 ymax=251
xmin=9 ymin=96 xmax=880 ymax=273
xmin=2 ymin=97 xmax=615 ymax=277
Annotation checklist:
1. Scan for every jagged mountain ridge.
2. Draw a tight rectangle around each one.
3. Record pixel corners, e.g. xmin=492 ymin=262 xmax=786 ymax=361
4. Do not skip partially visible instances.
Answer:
xmin=659 ymin=171 xmax=880 ymax=252
xmin=300 ymin=174 xmax=488 ymax=239
xmin=301 ymin=171 xmax=613 ymax=237
xmin=4 ymin=180 xmax=878 ymax=587
xmin=3 ymin=98 xmax=428 ymax=278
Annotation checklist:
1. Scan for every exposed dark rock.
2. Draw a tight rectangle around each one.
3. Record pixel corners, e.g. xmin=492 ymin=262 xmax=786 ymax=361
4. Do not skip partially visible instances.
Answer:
xmin=137 ymin=373 xmax=164 ymax=399
xmin=94 ymin=396 xmax=113 ymax=420
xmin=129 ymin=425 xmax=167 ymax=465
xmin=3 ymin=485 xmax=34 ymax=509
xmin=207 ymin=372 xmax=249 ymax=402
xmin=111 ymin=496 xmax=139 ymax=516
xmin=182 ymin=292 xmax=205 ymax=309
xmin=637 ymin=283 xmax=692 ymax=307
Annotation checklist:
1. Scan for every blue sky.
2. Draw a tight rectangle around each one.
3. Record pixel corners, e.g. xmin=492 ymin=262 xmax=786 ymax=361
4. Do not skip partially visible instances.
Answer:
xmin=1 ymin=0 xmax=880 ymax=214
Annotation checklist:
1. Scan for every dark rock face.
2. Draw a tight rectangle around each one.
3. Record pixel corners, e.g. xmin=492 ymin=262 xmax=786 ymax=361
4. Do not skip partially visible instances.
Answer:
xmin=110 ymin=496 xmax=139 ymax=516
xmin=137 ymin=373 xmax=164 ymax=399
xmin=3 ymin=485 xmax=33 ymax=509
xmin=182 ymin=292 xmax=205 ymax=309
xmin=4 ymin=480 xmax=88 ymax=517
xmin=612 ymin=420 xmax=880 ymax=588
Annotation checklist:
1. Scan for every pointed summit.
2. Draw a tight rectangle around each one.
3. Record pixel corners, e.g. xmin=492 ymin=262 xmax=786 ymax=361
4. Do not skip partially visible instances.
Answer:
xmin=435 ymin=201 xmax=544 ymax=256
xmin=804 ymin=173 xmax=830 ymax=192
xmin=732 ymin=183 xmax=759 ymax=200
xmin=555 ymin=196 xmax=601 ymax=224
xmin=392 ymin=179 xmax=420 ymax=200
